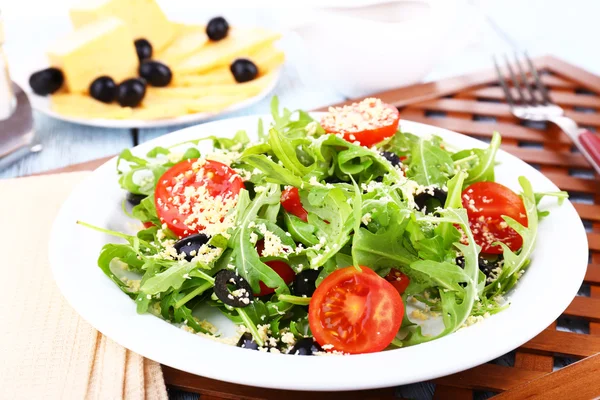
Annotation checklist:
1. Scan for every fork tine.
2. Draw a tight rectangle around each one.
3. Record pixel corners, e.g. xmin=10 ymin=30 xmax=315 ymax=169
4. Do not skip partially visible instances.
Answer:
xmin=504 ymin=55 xmax=528 ymax=105
xmin=493 ymin=56 xmax=515 ymax=107
xmin=525 ymin=52 xmax=552 ymax=104
xmin=514 ymin=53 xmax=538 ymax=105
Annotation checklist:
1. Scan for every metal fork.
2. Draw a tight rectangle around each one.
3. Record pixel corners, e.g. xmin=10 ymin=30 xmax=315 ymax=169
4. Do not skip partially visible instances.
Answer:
xmin=494 ymin=54 xmax=600 ymax=176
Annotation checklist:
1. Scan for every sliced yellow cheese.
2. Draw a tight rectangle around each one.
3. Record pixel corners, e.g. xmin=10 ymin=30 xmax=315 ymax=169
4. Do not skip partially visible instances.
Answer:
xmin=186 ymin=93 xmax=256 ymax=113
xmin=156 ymin=25 xmax=208 ymax=65
xmin=131 ymin=102 xmax=189 ymax=120
xmin=147 ymin=71 xmax=277 ymax=99
xmin=70 ymin=0 xmax=175 ymax=51
xmin=51 ymin=94 xmax=133 ymax=119
xmin=173 ymin=45 xmax=285 ymax=87
xmin=47 ymin=18 xmax=138 ymax=94
xmin=175 ymin=28 xmax=281 ymax=74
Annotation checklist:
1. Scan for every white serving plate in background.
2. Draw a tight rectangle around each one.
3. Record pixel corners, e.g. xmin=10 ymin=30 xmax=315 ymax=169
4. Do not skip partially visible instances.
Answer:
xmin=15 ymin=67 xmax=280 ymax=129
xmin=48 ymin=115 xmax=588 ymax=391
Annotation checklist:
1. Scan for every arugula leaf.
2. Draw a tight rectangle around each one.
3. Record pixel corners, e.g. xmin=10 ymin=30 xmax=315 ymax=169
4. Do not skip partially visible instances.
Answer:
xmin=459 ymin=131 xmax=501 ymax=185
xmin=229 ymin=187 xmax=290 ymax=294
xmin=410 ymin=260 xmax=470 ymax=292
xmin=352 ymin=201 xmax=418 ymax=273
xmin=407 ymin=137 xmax=454 ymax=186
xmin=484 ymin=176 xmax=540 ymax=296
xmin=300 ymin=187 xmax=354 ymax=268
xmin=140 ymin=261 xmax=210 ymax=295
xmin=241 ymin=154 xmax=305 ymax=188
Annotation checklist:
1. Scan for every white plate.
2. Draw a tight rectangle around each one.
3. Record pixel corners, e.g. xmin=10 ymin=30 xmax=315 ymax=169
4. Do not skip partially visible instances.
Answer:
xmin=15 ymin=60 xmax=280 ymax=129
xmin=49 ymin=115 xmax=588 ymax=391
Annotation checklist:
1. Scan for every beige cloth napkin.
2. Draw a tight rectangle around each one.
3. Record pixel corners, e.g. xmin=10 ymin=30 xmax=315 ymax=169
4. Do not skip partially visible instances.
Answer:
xmin=0 ymin=172 xmax=168 ymax=400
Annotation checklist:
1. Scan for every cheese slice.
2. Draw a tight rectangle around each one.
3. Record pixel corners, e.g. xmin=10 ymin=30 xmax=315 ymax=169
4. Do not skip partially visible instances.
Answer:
xmin=131 ymin=102 xmax=189 ymax=120
xmin=47 ymin=18 xmax=138 ymax=93
xmin=147 ymin=71 xmax=277 ymax=99
xmin=51 ymin=94 xmax=133 ymax=119
xmin=175 ymin=28 xmax=281 ymax=74
xmin=70 ymin=0 xmax=175 ymax=51
xmin=156 ymin=25 xmax=208 ymax=65
xmin=173 ymin=45 xmax=285 ymax=87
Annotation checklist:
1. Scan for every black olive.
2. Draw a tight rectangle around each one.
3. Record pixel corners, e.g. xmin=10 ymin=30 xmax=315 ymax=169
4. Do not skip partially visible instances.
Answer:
xmin=324 ymin=175 xmax=347 ymax=184
xmin=126 ymin=192 xmax=146 ymax=206
xmin=214 ymin=270 xmax=254 ymax=308
xmin=134 ymin=39 xmax=153 ymax=61
xmin=173 ymin=234 xmax=210 ymax=262
xmin=456 ymin=254 xmax=504 ymax=281
xmin=206 ymin=16 xmax=229 ymax=41
xmin=293 ymin=269 xmax=320 ymax=297
xmin=381 ymin=151 xmax=401 ymax=166
xmin=89 ymin=76 xmax=117 ymax=103
xmin=230 ymin=59 xmax=258 ymax=83
xmin=414 ymin=187 xmax=448 ymax=215
xmin=139 ymin=60 xmax=172 ymax=87
xmin=29 ymin=67 xmax=64 ymax=95
xmin=236 ymin=332 xmax=259 ymax=350
xmin=288 ymin=338 xmax=322 ymax=355
xmin=116 ymin=78 xmax=146 ymax=107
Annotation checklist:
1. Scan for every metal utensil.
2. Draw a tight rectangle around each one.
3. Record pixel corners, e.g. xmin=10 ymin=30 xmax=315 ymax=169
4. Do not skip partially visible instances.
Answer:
xmin=493 ymin=53 xmax=600 ymax=176
xmin=0 ymin=12 xmax=41 ymax=171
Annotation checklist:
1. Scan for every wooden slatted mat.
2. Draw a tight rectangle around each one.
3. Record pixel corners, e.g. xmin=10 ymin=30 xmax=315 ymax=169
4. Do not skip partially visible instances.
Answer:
xmin=39 ymin=56 xmax=600 ymax=399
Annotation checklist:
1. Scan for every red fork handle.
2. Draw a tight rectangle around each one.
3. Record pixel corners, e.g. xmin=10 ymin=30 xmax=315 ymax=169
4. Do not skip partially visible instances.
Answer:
xmin=579 ymin=130 xmax=600 ymax=175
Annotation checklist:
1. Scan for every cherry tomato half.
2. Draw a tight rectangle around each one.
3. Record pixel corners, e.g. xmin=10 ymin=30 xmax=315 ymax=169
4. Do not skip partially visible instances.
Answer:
xmin=255 ymin=240 xmax=296 ymax=296
xmin=461 ymin=181 xmax=528 ymax=254
xmin=320 ymin=98 xmax=400 ymax=147
xmin=385 ymin=269 xmax=411 ymax=295
xmin=155 ymin=159 xmax=243 ymax=238
xmin=281 ymin=187 xmax=308 ymax=222
xmin=308 ymin=266 xmax=404 ymax=354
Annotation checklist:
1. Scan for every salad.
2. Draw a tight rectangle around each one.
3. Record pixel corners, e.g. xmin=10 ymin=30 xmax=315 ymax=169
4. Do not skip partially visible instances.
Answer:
xmin=82 ymin=97 xmax=567 ymax=355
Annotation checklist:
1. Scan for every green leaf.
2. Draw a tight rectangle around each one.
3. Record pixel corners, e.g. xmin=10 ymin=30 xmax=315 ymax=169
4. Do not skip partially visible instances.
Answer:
xmin=463 ymin=131 xmax=501 ymax=185
xmin=410 ymin=260 xmax=470 ymax=292
xmin=485 ymin=176 xmax=542 ymax=296
xmin=352 ymin=201 xmax=418 ymax=273
xmin=407 ymin=137 xmax=454 ymax=186
xmin=241 ymin=154 xmax=305 ymax=188
xmin=229 ymin=186 xmax=290 ymax=294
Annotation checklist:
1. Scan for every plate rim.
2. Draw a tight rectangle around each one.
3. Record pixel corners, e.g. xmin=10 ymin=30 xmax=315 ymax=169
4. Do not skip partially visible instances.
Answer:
xmin=48 ymin=114 xmax=589 ymax=391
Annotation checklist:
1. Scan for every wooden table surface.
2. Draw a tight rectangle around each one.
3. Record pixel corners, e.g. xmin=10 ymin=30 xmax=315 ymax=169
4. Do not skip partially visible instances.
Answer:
xmin=1 ymin=1 xmax=598 ymax=399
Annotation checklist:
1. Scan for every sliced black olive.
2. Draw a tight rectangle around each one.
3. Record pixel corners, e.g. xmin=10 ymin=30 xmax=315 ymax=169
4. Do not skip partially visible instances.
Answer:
xmin=116 ymin=78 xmax=146 ymax=107
xmin=206 ymin=16 xmax=229 ymax=41
xmin=293 ymin=269 xmax=320 ymax=297
xmin=126 ymin=192 xmax=146 ymax=206
xmin=236 ymin=332 xmax=259 ymax=350
xmin=456 ymin=254 xmax=504 ymax=281
xmin=288 ymin=338 xmax=322 ymax=355
xmin=139 ymin=60 xmax=172 ymax=87
xmin=230 ymin=59 xmax=258 ymax=83
xmin=134 ymin=38 xmax=153 ymax=61
xmin=29 ymin=67 xmax=64 ymax=95
xmin=214 ymin=270 xmax=254 ymax=308
xmin=173 ymin=233 xmax=210 ymax=262
xmin=89 ymin=76 xmax=117 ymax=103
xmin=381 ymin=151 xmax=401 ymax=166
xmin=414 ymin=187 xmax=447 ymax=215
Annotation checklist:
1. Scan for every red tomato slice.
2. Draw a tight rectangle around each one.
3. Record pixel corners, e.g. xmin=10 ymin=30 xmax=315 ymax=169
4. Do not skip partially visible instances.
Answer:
xmin=461 ymin=181 xmax=528 ymax=254
xmin=281 ymin=187 xmax=308 ymax=222
xmin=255 ymin=239 xmax=296 ymax=296
xmin=320 ymin=98 xmax=400 ymax=147
xmin=385 ymin=269 xmax=410 ymax=295
xmin=142 ymin=221 xmax=154 ymax=229
xmin=308 ymin=266 xmax=404 ymax=354
xmin=155 ymin=159 xmax=243 ymax=238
